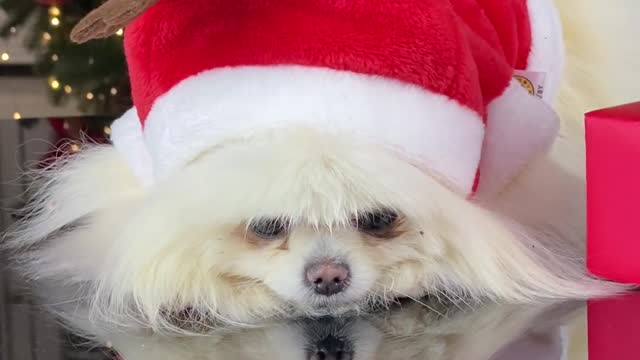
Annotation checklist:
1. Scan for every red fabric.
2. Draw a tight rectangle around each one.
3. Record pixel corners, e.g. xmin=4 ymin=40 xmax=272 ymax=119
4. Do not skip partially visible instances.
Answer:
xmin=34 ymin=0 xmax=68 ymax=5
xmin=587 ymin=293 xmax=640 ymax=360
xmin=124 ymin=0 xmax=532 ymax=123
xmin=39 ymin=118 xmax=110 ymax=169
xmin=450 ymin=0 xmax=531 ymax=105
xmin=475 ymin=0 xmax=532 ymax=69
xmin=47 ymin=117 xmax=68 ymax=138
xmin=585 ymin=102 xmax=640 ymax=285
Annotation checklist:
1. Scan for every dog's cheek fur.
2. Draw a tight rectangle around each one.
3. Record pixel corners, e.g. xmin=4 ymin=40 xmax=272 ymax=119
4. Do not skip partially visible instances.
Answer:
xmin=2 ymin=145 xmax=287 ymax=332
xmin=375 ymin=194 xmax=620 ymax=305
xmin=98 ymin=244 xmax=287 ymax=330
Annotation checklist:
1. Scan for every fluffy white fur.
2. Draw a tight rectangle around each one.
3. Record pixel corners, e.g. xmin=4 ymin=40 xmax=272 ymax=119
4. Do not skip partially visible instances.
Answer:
xmin=3 ymin=0 xmax=639 ymax=335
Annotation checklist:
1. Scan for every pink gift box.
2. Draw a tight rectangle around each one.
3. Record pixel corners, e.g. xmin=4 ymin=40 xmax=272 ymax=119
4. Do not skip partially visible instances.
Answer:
xmin=588 ymin=292 xmax=640 ymax=360
xmin=586 ymin=102 xmax=640 ymax=284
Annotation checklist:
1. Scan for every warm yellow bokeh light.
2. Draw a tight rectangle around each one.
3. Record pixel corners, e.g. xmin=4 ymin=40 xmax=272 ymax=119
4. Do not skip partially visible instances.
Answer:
xmin=49 ymin=6 xmax=61 ymax=17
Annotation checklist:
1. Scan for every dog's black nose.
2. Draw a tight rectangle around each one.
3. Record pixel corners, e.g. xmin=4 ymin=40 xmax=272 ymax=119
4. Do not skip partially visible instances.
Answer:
xmin=305 ymin=260 xmax=350 ymax=296
xmin=307 ymin=335 xmax=354 ymax=360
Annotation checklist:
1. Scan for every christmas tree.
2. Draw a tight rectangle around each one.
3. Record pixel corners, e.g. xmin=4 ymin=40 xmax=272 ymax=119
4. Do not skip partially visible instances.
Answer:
xmin=0 ymin=0 xmax=131 ymax=115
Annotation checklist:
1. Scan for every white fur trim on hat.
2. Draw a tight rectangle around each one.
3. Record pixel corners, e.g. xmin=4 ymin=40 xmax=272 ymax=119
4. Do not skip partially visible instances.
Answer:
xmin=109 ymin=108 xmax=154 ymax=187
xmin=526 ymin=0 xmax=565 ymax=103
xmin=476 ymin=80 xmax=559 ymax=197
xmin=113 ymin=66 xmax=485 ymax=193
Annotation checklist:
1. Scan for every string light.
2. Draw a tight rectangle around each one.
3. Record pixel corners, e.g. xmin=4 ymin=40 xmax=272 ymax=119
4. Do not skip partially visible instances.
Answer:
xmin=42 ymin=32 xmax=52 ymax=41
xmin=110 ymin=87 xmax=118 ymax=96
xmin=49 ymin=76 xmax=60 ymax=90
xmin=116 ymin=28 xmax=124 ymax=36
xmin=48 ymin=6 xmax=61 ymax=17
xmin=88 ymin=57 xmax=95 ymax=65
xmin=13 ymin=112 xmax=22 ymax=121
xmin=51 ymin=54 xmax=59 ymax=62
xmin=1 ymin=52 xmax=9 ymax=62
xmin=70 ymin=144 xmax=81 ymax=153
xmin=104 ymin=126 xmax=112 ymax=136
xmin=86 ymin=92 xmax=94 ymax=100
xmin=50 ymin=17 xmax=60 ymax=27
xmin=64 ymin=85 xmax=72 ymax=94
xmin=9 ymin=27 xmax=17 ymax=34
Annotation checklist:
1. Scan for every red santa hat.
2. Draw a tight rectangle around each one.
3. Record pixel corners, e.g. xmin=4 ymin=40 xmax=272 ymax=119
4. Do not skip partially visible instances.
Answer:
xmin=109 ymin=0 xmax=563 ymax=196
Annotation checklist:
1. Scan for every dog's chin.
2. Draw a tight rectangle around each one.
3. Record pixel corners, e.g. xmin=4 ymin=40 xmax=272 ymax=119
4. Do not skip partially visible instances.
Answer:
xmin=305 ymin=303 xmax=364 ymax=318
xmin=302 ymin=295 xmax=369 ymax=316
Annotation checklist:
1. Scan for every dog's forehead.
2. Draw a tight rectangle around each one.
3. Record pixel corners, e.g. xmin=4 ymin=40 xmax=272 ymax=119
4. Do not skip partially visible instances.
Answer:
xmin=173 ymin=132 xmax=431 ymax=219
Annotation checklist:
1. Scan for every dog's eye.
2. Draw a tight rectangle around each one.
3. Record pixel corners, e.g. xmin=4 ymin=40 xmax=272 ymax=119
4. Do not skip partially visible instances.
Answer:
xmin=249 ymin=218 xmax=289 ymax=240
xmin=354 ymin=209 xmax=400 ymax=238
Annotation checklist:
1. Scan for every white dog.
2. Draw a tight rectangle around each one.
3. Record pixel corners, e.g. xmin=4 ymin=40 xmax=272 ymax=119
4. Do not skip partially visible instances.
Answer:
xmin=4 ymin=0 xmax=639 ymax=334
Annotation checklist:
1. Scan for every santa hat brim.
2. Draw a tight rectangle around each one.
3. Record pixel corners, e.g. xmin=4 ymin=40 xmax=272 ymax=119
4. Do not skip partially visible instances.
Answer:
xmin=112 ymin=68 xmax=557 ymax=195
xmin=113 ymin=66 xmax=486 ymax=193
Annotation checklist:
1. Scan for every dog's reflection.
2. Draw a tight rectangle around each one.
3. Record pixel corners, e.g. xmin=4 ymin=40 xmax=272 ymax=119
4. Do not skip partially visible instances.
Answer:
xmin=302 ymin=318 xmax=356 ymax=360
xmin=58 ymin=300 xmax=582 ymax=360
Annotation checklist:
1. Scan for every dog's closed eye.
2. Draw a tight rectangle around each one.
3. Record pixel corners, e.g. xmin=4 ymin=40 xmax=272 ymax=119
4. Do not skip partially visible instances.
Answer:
xmin=353 ymin=208 xmax=403 ymax=239
xmin=248 ymin=217 xmax=290 ymax=240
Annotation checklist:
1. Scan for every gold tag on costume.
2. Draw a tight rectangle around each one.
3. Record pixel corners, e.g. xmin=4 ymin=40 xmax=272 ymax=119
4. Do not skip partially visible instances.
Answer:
xmin=513 ymin=70 xmax=546 ymax=99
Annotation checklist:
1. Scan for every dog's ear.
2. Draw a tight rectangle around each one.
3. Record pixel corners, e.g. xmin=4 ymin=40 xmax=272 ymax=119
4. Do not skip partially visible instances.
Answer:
xmin=70 ymin=0 xmax=159 ymax=44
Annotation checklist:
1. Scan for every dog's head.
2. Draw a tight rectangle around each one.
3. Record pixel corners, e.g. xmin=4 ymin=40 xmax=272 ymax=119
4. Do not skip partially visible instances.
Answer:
xmin=6 ymin=127 xmax=608 ymax=333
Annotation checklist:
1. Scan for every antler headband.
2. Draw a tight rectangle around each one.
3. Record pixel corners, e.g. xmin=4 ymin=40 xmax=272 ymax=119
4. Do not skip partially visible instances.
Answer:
xmin=70 ymin=0 xmax=159 ymax=43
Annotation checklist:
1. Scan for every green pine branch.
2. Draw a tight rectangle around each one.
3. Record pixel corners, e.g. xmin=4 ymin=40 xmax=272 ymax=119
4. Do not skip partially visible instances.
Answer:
xmin=1 ymin=0 xmax=132 ymax=115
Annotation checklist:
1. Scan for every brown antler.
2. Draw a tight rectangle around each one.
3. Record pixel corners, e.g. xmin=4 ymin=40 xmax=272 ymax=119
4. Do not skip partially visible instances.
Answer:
xmin=70 ymin=0 xmax=160 ymax=44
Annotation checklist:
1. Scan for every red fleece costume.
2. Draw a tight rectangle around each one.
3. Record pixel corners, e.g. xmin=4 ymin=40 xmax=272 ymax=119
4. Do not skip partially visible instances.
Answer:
xmin=110 ymin=0 xmax=564 ymax=196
